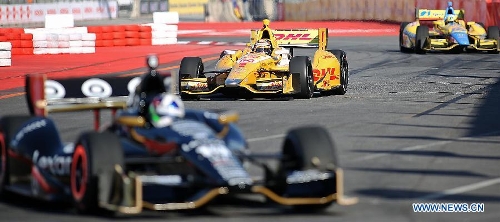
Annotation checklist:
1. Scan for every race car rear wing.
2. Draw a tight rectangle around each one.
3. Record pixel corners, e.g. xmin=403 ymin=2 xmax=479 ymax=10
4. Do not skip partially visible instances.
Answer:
xmin=416 ymin=9 xmax=465 ymax=21
xmin=25 ymin=74 xmax=139 ymax=117
xmin=251 ymin=28 xmax=328 ymax=51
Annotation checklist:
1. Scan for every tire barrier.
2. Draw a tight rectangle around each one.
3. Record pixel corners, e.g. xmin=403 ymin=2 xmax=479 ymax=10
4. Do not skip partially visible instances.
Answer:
xmin=0 ymin=12 xmax=178 ymax=59
xmin=0 ymin=28 xmax=34 ymax=56
xmin=24 ymin=27 xmax=96 ymax=55
xmin=0 ymin=42 xmax=12 ymax=67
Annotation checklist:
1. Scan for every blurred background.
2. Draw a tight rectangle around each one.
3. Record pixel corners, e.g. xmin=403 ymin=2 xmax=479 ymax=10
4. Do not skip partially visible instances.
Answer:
xmin=0 ymin=0 xmax=498 ymax=27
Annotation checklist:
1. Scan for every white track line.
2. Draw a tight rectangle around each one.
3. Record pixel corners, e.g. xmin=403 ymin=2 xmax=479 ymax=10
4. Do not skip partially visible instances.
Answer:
xmin=351 ymin=130 xmax=500 ymax=162
xmin=245 ymin=130 xmax=500 ymax=162
xmin=247 ymin=134 xmax=285 ymax=142
xmin=418 ymin=177 xmax=500 ymax=200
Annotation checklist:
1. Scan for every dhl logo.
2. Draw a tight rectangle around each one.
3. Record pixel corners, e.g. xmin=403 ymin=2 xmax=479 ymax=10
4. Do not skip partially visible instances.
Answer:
xmin=275 ymin=33 xmax=312 ymax=41
xmin=313 ymin=67 xmax=338 ymax=82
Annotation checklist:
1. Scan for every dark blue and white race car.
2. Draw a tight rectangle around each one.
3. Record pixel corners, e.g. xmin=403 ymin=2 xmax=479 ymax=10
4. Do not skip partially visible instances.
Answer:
xmin=0 ymin=55 xmax=357 ymax=215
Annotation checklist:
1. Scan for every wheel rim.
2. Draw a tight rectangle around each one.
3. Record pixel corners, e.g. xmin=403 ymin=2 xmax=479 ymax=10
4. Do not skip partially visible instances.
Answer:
xmin=340 ymin=67 xmax=346 ymax=91
xmin=71 ymin=144 xmax=88 ymax=201
xmin=307 ymin=64 xmax=313 ymax=97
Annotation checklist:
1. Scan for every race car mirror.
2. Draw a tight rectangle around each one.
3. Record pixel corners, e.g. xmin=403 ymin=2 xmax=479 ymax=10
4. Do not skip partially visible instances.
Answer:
xmin=147 ymin=55 xmax=159 ymax=70
xmin=218 ymin=111 xmax=240 ymax=124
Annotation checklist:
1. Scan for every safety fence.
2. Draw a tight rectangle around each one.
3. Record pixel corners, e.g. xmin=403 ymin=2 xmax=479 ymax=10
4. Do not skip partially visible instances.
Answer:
xmin=205 ymin=0 xmax=499 ymax=27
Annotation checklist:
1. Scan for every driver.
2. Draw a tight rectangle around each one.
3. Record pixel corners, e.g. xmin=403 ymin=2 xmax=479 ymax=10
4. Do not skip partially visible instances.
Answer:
xmin=253 ymin=39 xmax=273 ymax=56
xmin=444 ymin=14 xmax=457 ymax=25
xmin=147 ymin=93 xmax=185 ymax=128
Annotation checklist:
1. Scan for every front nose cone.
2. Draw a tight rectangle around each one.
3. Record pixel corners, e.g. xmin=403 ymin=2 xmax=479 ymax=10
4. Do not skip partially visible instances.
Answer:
xmin=451 ymin=32 xmax=470 ymax=45
xmin=225 ymin=78 xmax=242 ymax=87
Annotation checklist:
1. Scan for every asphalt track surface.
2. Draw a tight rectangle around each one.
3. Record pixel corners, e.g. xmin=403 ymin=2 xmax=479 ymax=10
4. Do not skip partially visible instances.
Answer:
xmin=1 ymin=35 xmax=500 ymax=221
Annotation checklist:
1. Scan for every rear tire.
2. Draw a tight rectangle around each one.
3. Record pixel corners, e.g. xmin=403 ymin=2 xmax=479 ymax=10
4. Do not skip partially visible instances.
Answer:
xmin=70 ymin=131 xmax=124 ymax=215
xmin=0 ymin=115 xmax=33 ymax=198
xmin=328 ymin=50 xmax=349 ymax=95
xmin=290 ymin=56 xmax=314 ymax=99
xmin=178 ymin=57 xmax=204 ymax=100
xmin=487 ymin=26 xmax=500 ymax=54
xmin=415 ymin=26 xmax=429 ymax=54
xmin=399 ymin=22 xmax=412 ymax=53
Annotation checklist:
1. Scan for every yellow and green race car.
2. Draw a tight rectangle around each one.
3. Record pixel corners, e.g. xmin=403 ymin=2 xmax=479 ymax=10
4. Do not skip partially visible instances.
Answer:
xmin=400 ymin=8 xmax=500 ymax=54
xmin=177 ymin=19 xmax=348 ymax=99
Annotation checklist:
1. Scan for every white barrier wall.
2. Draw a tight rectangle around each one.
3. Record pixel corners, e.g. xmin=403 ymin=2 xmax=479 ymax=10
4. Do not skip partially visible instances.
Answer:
xmin=0 ymin=42 xmax=12 ymax=67
xmin=0 ymin=1 xmax=118 ymax=26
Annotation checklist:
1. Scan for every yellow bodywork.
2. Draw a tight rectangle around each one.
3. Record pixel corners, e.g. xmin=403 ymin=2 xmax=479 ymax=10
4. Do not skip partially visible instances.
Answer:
xmin=180 ymin=19 xmax=343 ymax=97
xmin=400 ymin=9 xmax=499 ymax=53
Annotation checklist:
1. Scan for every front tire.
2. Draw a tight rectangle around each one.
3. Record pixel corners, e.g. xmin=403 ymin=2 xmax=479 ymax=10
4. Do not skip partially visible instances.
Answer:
xmin=487 ymin=26 xmax=500 ymax=54
xmin=0 ymin=115 xmax=33 ymax=198
xmin=278 ymin=126 xmax=339 ymax=211
xmin=290 ymin=56 xmax=314 ymax=99
xmin=70 ymin=131 xmax=124 ymax=215
xmin=399 ymin=22 xmax=412 ymax=53
xmin=178 ymin=57 xmax=204 ymax=100
xmin=328 ymin=50 xmax=349 ymax=95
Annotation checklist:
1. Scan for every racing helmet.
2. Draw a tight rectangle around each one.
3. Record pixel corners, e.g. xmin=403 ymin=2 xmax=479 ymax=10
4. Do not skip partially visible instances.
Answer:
xmin=445 ymin=14 xmax=457 ymax=24
xmin=254 ymin=39 xmax=272 ymax=55
xmin=147 ymin=93 xmax=185 ymax=128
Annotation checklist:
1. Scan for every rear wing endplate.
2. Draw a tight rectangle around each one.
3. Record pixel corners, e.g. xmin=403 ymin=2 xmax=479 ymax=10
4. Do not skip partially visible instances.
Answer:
xmin=416 ymin=9 xmax=465 ymax=21
xmin=25 ymin=74 xmax=140 ymax=116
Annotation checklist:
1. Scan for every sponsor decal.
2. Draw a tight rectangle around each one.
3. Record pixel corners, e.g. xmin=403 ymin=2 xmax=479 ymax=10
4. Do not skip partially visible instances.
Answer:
xmin=45 ymin=80 xmax=66 ymax=99
xmin=275 ymin=33 xmax=312 ymax=41
xmin=12 ymin=120 xmax=47 ymax=147
xmin=32 ymin=150 xmax=72 ymax=176
xmin=127 ymin=77 xmax=142 ymax=94
xmin=172 ymin=120 xmax=213 ymax=140
xmin=188 ymin=82 xmax=208 ymax=91
xmin=258 ymin=82 xmax=283 ymax=90
xmin=138 ymin=175 xmax=182 ymax=185
xmin=81 ymin=78 xmax=112 ymax=98
xmin=286 ymin=169 xmax=333 ymax=184
xmin=313 ymin=67 xmax=337 ymax=82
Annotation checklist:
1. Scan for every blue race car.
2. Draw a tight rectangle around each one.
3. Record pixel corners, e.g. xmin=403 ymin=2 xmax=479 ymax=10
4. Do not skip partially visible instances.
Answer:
xmin=0 ymin=55 xmax=357 ymax=215
xmin=399 ymin=2 xmax=499 ymax=54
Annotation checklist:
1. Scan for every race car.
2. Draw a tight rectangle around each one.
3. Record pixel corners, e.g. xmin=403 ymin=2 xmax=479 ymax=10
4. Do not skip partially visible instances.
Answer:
xmin=0 ymin=55 xmax=357 ymax=215
xmin=178 ymin=19 xmax=349 ymax=99
xmin=399 ymin=6 xmax=500 ymax=54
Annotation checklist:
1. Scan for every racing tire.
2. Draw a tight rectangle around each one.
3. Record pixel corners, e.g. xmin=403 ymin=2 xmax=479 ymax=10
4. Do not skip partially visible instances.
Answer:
xmin=328 ymin=50 xmax=349 ymax=95
xmin=415 ymin=26 xmax=429 ymax=54
xmin=486 ymin=26 xmax=500 ymax=54
xmin=399 ymin=22 xmax=412 ymax=53
xmin=178 ymin=57 xmax=204 ymax=100
xmin=290 ymin=56 xmax=314 ymax=99
xmin=70 ymin=131 xmax=124 ymax=215
xmin=0 ymin=115 xmax=33 ymax=199
xmin=277 ymin=126 xmax=338 ymax=212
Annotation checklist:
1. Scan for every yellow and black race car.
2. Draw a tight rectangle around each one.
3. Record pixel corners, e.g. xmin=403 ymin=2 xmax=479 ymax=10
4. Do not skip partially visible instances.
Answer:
xmin=178 ymin=19 xmax=349 ymax=99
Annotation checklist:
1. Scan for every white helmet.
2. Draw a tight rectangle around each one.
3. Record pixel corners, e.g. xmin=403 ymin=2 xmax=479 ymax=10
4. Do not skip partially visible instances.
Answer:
xmin=148 ymin=93 xmax=185 ymax=128
xmin=254 ymin=39 xmax=272 ymax=55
